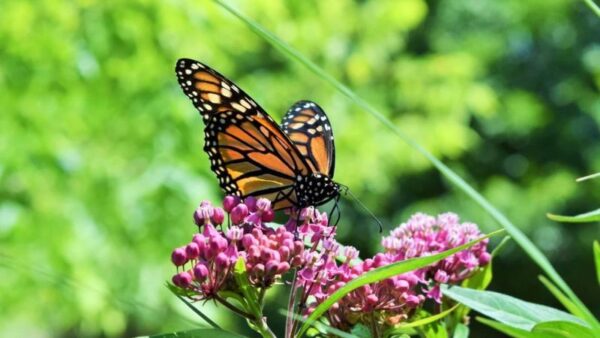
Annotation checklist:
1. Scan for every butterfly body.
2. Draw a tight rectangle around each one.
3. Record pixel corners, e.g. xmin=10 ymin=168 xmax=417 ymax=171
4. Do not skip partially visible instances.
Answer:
xmin=176 ymin=58 xmax=339 ymax=211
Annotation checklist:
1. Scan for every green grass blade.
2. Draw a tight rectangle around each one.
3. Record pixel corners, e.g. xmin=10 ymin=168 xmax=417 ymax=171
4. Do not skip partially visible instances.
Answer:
xmin=538 ymin=276 xmax=586 ymax=319
xmin=582 ymin=0 xmax=600 ymax=17
xmin=576 ymin=172 xmax=600 ymax=182
xmin=214 ymin=1 xmax=600 ymax=330
xmin=594 ymin=241 xmax=600 ymax=285
xmin=297 ymin=230 xmax=502 ymax=336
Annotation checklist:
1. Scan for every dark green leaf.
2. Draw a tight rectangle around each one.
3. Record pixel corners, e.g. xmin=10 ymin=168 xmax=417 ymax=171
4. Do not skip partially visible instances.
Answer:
xmin=350 ymin=323 xmax=372 ymax=338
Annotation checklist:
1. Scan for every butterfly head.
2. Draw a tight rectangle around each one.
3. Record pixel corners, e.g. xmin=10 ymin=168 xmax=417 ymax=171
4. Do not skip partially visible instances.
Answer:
xmin=295 ymin=173 xmax=340 ymax=208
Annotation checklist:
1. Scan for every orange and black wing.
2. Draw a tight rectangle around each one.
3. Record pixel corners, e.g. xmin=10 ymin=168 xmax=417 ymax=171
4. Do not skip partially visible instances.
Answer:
xmin=175 ymin=58 xmax=311 ymax=210
xmin=282 ymin=100 xmax=335 ymax=177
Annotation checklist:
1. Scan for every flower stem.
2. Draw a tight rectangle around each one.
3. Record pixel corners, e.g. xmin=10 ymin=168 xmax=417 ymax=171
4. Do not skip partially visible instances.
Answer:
xmin=213 ymin=294 xmax=255 ymax=320
xmin=285 ymin=269 xmax=298 ymax=338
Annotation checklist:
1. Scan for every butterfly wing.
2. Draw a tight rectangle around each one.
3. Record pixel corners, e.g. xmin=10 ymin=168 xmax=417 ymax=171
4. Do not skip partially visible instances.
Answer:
xmin=282 ymin=100 xmax=335 ymax=177
xmin=175 ymin=58 xmax=311 ymax=210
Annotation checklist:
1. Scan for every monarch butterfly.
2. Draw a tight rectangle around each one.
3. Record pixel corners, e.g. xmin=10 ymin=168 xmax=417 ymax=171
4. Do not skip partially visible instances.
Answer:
xmin=175 ymin=58 xmax=340 ymax=211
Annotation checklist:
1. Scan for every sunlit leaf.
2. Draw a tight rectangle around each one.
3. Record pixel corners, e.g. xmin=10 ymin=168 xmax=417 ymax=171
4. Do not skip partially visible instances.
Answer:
xmin=442 ymin=286 xmax=589 ymax=331
xmin=148 ymin=328 xmax=247 ymax=338
xmin=547 ymin=209 xmax=600 ymax=223
xmin=532 ymin=321 xmax=597 ymax=338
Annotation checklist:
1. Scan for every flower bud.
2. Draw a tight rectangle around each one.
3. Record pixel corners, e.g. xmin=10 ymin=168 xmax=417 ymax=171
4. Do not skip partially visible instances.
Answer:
xmin=211 ymin=207 xmax=225 ymax=225
xmin=479 ymin=252 xmax=491 ymax=265
xmin=265 ymin=260 xmax=279 ymax=275
xmin=193 ymin=204 xmax=214 ymax=226
xmin=231 ymin=204 xmax=248 ymax=225
xmin=185 ymin=242 xmax=200 ymax=260
xmin=223 ymin=195 xmax=241 ymax=212
xmin=171 ymin=247 xmax=187 ymax=266
xmin=261 ymin=209 xmax=275 ymax=222
xmin=244 ymin=196 xmax=257 ymax=211
xmin=252 ymin=263 xmax=265 ymax=276
xmin=174 ymin=271 xmax=192 ymax=288
xmin=405 ymin=294 xmax=421 ymax=307
xmin=216 ymin=252 xmax=230 ymax=268
xmin=276 ymin=262 xmax=290 ymax=274
xmin=193 ymin=263 xmax=209 ymax=281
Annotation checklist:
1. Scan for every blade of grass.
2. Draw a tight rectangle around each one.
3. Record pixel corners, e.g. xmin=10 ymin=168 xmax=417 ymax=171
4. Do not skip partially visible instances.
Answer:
xmin=576 ymin=172 xmax=600 ymax=182
xmin=582 ymin=0 xmax=600 ymax=17
xmin=214 ymin=1 xmax=599 ymax=330
xmin=297 ymin=230 xmax=502 ymax=336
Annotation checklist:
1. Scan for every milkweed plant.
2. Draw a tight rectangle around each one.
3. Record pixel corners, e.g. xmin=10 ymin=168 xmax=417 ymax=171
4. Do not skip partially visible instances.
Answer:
xmin=165 ymin=196 xmax=495 ymax=338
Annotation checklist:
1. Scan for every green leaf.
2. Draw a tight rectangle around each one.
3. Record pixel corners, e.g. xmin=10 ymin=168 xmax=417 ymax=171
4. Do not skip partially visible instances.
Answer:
xmin=297 ymin=230 xmax=502 ymax=336
xmin=420 ymin=321 xmax=449 ymax=338
xmin=442 ymin=286 xmax=589 ymax=331
xmin=148 ymin=328 xmax=248 ymax=338
xmin=477 ymin=317 xmax=546 ymax=338
xmin=532 ymin=321 xmax=597 ymax=338
xmin=452 ymin=323 xmax=469 ymax=338
xmin=538 ymin=276 xmax=586 ymax=319
xmin=594 ymin=241 xmax=600 ymax=285
xmin=547 ymin=209 xmax=600 ymax=223
xmin=277 ymin=309 xmax=360 ymax=338
xmin=455 ymin=262 xmax=493 ymax=320
xmin=232 ymin=257 xmax=261 ymax=317
xmin=214 ymin=1 xmax=599 ymax=330
xmin=350 ymin=323 xmax=372 ymax=338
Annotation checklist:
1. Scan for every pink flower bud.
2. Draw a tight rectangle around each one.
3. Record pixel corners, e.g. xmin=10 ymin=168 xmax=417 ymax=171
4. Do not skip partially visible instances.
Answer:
xmin=223 ymin=195 xmax=241 ymax=212
xmin=265 ymin=260 xmax=279 ymax=275
xmin=261 ymin=209 xmax=275 ymax=222
xmin=242 ymin=234 xmax=258 ymax=248
xmin=244 ymin=196 xmax=257 ymax=211
xmin=479 ymin=252 xmax=491 ymax=265
xmin=252 ymin=263 xmax=265 ymax=276
xmin=171 ymin=247 xmax=187 ymax=266
xmin=231 ymin=204 xmax=248 ymax=225
xmin=405 ymin=294 xmax=421 ymax=307
xmin=174 ymin=271 xmax=192 ymax=288
xmin=185 ymin=242 xmax=200 ymax=260
xmin=211 ymin=207 xmax=225 ymax=225
xmin=193 ymin=263 xmax=209 ymax=281
xmin=278 ymin=245 xmax=290 ymax=261
xmin=193 ymin=204 xmax=214 ymax=226
xmin=366 ymin=294 xmax=379 ymax=306
xmin=276 ymin=262 xmax=290 ymax=274
xmin=216 ymin=252 xmax=230 ymax=268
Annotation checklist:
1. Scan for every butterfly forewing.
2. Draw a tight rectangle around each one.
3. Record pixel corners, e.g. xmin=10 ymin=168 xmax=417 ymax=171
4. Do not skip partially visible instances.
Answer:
xmin=282 ymin=100 xmax=335 ymax=177
xmin=176 ymin=58 xmax=312 ymax=210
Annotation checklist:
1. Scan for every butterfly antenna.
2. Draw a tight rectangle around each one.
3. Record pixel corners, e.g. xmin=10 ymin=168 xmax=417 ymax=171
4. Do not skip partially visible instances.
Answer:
xmin=340 ymin=185 xmax=383 ymax=233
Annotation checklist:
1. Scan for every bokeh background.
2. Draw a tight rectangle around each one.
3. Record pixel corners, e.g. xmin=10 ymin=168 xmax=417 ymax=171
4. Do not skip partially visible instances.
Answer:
xmin=1 ymin=0 xmax=599 ymax=337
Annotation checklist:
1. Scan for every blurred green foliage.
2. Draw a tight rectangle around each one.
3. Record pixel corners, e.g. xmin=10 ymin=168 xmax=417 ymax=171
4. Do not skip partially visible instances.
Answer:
xmin=1 ymin=0 xmax=598 ymax=337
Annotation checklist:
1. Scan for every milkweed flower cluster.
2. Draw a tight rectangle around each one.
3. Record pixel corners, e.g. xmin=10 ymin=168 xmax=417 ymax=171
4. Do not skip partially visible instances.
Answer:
xmin=170 ymin=197 xmax=304 ymax=299
xmin=300 ymin=212 xmax=490 ymax=330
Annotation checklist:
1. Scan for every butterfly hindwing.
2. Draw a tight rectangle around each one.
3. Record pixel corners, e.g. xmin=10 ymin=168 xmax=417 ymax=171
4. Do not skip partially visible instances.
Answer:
xmin=282 ymin=100 xmax=335 ymax=177
xmin=176 ymin=58 xmax=311 ymax=210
